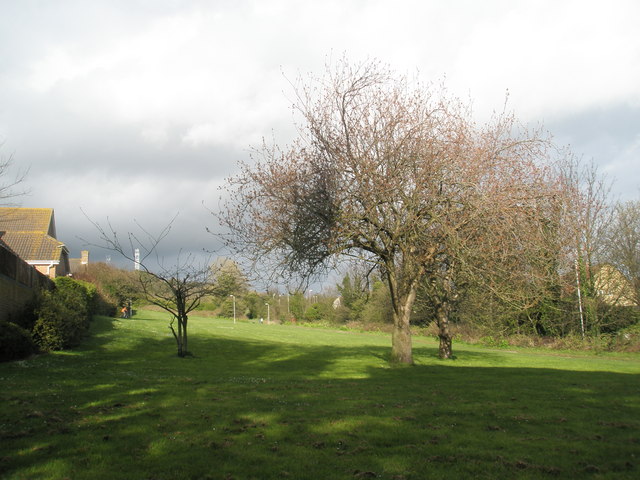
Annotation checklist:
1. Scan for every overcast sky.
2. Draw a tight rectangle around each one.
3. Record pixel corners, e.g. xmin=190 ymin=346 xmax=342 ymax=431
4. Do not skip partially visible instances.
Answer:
xmin=1 ymin=0 xmax=639 ymax=284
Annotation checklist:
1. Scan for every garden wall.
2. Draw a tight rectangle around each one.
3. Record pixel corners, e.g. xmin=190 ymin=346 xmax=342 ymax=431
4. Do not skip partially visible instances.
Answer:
xmin=0 ymin=243 xmax=53 ymax=322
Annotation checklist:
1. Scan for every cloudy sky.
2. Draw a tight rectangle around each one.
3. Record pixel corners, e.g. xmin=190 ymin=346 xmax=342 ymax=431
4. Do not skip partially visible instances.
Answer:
xmin=1 ymin=0 xmax=639 ymax=281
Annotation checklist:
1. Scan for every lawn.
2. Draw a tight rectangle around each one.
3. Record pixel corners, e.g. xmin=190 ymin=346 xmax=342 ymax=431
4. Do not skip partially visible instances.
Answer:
xmin=1 ymin=311 xmax=639 ymax=479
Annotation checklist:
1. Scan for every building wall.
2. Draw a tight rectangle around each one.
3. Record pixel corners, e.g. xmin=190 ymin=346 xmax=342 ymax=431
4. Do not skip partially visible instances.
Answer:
xmin=595 ymin=264 xmax=636 ymax=307
xmin=0 ymin=244 xmax=53 ymax=323
xmin=30 ymin=252 xmax=70 ymax=279
xmin=34 ymin=263 xmax=57 ymax=278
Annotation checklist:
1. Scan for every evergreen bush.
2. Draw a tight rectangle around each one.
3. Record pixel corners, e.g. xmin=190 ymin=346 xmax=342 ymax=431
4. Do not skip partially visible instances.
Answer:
xmin=32 ymin=277 xmax=93 ymax=351
xmin=0 ymin=321 xmax=37 ymax=361
xmin=6 ymin=296 xmax=39 ymax=331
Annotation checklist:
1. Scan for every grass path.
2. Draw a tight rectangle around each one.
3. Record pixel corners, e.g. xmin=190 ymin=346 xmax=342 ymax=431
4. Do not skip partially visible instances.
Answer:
xmin=1 ymin=312 xmax=639 ymax=479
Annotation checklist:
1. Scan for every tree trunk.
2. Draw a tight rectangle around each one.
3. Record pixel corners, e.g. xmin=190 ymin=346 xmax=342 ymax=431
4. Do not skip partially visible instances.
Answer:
xmin=182 ymin=316 xmax=188 ymax=356
xmin=391 ymin=309 xmax=413 ymax=364
xmin=386 ymin=266 xmax=418 ymax=364
xmin=177 ymin=318 xmax=184 ymax=357
xmin=436 ymin=303 xmax=453 ymax=359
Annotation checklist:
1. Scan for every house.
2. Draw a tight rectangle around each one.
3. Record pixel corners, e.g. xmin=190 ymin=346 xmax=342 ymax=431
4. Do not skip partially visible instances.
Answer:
xmin=0 ymin=207 xmax=70 ymax=278
xmin=0 ymin=234 xmax=53 ymax=322
xmin=593 ymin=263 xmax=636 ymax=307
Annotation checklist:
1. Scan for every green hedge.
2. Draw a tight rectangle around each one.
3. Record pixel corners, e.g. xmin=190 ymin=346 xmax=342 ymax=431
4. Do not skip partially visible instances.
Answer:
xmin=32 ymin=277 xmax=95 ymax=351
xmin=0 ymin=321 xmax=37 ymax=362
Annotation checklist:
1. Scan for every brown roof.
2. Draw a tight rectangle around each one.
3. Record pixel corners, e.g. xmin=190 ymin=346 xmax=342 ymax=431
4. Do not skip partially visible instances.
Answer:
xmin=0 ymin=231 xmax=66 ymax=262
xmin=0 ymin=207 xmax=66 ymax=263
xmin=0 ymin=208 xmax=56 ymax=237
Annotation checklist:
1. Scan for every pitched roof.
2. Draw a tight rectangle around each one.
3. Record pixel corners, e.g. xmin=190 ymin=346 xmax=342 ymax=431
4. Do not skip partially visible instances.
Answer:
xmin=0 ymin=231 xmax=66 ymax=262
xmin=0 ymin=207 xmax=66 ymax=263
xmin=0 ymin=234 xmax=15 ymax=253
xmin=0 ymin=207 xmax=57 ymax=237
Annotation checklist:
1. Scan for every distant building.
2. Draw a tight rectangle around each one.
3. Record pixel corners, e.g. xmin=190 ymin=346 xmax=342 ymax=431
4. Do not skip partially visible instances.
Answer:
xmin=0 ymin=207 xmax=70 ymax=278
xmin=69 ymin=250 xmax=90 ymax=275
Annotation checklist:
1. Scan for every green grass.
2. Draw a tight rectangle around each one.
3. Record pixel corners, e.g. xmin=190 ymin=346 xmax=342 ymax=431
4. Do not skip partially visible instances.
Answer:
xmin=1 ymin=311 xmax=639 ymax=480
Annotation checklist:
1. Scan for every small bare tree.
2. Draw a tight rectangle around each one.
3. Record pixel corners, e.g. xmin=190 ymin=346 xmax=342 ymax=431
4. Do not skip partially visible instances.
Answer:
xmin=86 ymin=215 xmax=214 ymax=357
xmin=219 ymin=59 xmax=566 ymax=363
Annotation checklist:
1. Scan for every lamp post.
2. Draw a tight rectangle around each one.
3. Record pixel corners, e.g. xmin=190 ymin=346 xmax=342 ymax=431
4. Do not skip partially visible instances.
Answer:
xmin=265 ymin=302 xmax=270 ymax=324
xmin=230 ymin=294 xmax=236 ymax=324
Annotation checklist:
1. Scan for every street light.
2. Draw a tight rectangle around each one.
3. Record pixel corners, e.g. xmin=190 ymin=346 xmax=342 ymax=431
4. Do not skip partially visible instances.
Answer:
xmin=265 ymin=302 xmax=270 ymax=324
xmin=230 ymin=294 xmax=236 ymax=324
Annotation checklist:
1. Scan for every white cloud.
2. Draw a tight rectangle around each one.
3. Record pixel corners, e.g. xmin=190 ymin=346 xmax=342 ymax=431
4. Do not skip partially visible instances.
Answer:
xmin=3 ymin=0 xmax=640 ymax=269
xmin=140 ymin=124 xmax=170 ymax=147
xmin=182 ymin=123 xmax=222 ymax=148
xmin=450 ymin=0 xmax=640 ymax=120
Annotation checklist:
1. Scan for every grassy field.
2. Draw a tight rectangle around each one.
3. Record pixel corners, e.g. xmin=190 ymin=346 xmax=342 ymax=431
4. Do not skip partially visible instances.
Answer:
xmin=1 ymin=311 xmax=639 ymax=480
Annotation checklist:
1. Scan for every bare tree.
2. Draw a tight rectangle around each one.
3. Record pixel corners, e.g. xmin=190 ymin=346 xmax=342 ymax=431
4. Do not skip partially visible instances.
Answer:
xmin=86 ymin=215 xmax=215 ymax=357
xmin=552 ymin=156 xmax=620 ymax=334
xmin=219 ymin=59 xmax=565 ymax=363
xmin=0 ymin=149 xmax=29 ymax=206
xmin=606 ymin=199 xmax=640 ymax=306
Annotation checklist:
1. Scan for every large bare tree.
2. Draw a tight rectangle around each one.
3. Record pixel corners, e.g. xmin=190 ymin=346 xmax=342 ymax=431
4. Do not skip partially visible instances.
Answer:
xmin=220 ymin=59 xmax=564 ymax=363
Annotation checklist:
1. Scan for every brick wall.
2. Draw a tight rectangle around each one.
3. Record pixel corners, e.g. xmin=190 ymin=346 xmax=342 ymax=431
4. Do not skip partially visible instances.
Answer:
xmin=0 ymin=243 xmax=53 ymax=323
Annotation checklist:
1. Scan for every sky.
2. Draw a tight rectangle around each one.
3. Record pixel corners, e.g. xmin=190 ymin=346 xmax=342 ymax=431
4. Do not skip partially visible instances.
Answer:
xmin=1 ymin=0 xmax=639 ymax=287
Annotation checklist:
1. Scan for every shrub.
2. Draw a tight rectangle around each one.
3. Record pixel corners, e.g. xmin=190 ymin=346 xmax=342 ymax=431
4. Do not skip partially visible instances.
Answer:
xmin=303 ymin=303 xmax=324 ymax=322
xmin=217 ymin=297 xmax=236 ymax=318
xmin=52 ymin=277 xmax=95 ymax=322
xmin=196 ymin=298 xmax=220 ymax=312
xmin=6 ymin=296 xmax=39 ymax=331
xmin=0 ymin=321 xmax=37 ymax=362
xmin=32 ymin=277 xmax=93 ymax=351
xmin=360 ymin=281 xmax=393 ymax=324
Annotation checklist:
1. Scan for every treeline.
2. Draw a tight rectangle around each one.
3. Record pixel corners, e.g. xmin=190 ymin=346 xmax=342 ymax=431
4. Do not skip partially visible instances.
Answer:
xmin=305 ymin=196 xmax=640 ymax=350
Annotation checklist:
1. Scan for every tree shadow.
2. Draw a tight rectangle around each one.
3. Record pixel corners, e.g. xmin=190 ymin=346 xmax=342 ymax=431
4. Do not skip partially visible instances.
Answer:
xmin=1 ymin=318 xmax=638 ymax=480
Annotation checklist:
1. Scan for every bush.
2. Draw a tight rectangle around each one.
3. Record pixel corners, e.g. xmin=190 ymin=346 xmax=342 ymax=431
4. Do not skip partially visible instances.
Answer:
xmin=303 ymin=303 xmax=324 ymax=322
xmin=360 ymin=281 xmax=393 ymax=324
xmin=6 ymin=297 xmax=39 ymax=332
xmin=52 ymin=277 xmax=95 ymax=322
xmin=32 ymin=277 xmax=94 ymax=351
xmin=0 ymin=321 xmax=37 ymax=362
xmin=217 ymin=297 xmax=236 ymax=318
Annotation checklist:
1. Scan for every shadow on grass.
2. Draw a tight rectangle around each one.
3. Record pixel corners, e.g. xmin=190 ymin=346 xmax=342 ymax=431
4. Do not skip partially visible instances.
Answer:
xmin=1 ymin=317 xmax=638 ymax=480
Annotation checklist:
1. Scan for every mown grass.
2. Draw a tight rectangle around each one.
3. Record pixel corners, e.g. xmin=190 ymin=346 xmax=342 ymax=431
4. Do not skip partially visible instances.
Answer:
xmin=1 ymin=311 xmax=639 ymax=480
